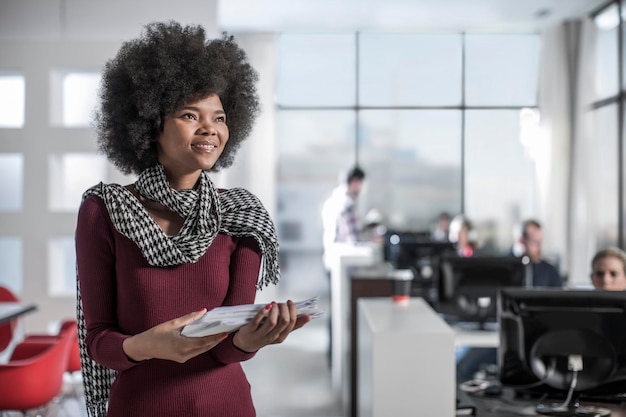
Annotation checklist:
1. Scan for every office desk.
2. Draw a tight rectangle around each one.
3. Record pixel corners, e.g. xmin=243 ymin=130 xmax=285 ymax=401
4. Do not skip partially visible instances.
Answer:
xmin=327 ymin=243 xmax=382 ymax=412
xmin=348 ymin=267 xmax=500 ymax=417
xmin=0 ymin=302 xmax=37 ymax=324
xmin=453 ymin=324 xmax=499 ymax=348
xmin=348 ymin=268 xmax=500 ymax=416
xmin=358 ymin=298 xmax=455 ymax=417
xmin=349 ymin=265 xmax=410 ymax=417
xmin=465 ymin=388 xmax=626 ymax=417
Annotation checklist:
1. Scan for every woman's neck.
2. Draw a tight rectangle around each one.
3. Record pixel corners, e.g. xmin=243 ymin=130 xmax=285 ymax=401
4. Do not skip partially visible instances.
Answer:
xmin=162 ymin=167 xmax=202 ymax=190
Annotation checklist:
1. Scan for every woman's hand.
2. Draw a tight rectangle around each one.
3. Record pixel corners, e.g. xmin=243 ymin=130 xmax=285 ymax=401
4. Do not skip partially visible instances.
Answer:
xmin=232 ymin=300 xmax=312 ymax=353
xmin=122 ymin=309 xmax=228 ymax=363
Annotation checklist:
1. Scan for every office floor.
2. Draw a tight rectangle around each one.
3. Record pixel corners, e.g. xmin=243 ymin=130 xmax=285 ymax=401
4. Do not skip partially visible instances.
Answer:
xmin=4 ymin=252 xmax=343 ymax=417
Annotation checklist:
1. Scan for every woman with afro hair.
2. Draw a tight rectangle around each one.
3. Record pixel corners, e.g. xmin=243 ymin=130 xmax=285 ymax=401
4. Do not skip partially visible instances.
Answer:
xmin=75 ymin=21 xmax=310 ymax=417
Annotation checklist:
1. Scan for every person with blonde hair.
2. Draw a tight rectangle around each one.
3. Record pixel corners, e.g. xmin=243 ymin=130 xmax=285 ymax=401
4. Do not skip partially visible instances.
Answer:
xmin=590 ymin=247 xmax=626 ymax=291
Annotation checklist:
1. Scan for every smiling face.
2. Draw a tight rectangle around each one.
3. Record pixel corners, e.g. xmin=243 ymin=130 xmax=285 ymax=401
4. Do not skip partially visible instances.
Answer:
xmin=156 ymin=94 xmax=228 ymax=186
xmin=592 ymin=256 xmax=626 ymax=291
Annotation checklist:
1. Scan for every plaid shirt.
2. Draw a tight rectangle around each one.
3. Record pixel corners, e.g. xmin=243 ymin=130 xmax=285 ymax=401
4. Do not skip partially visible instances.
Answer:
xmin=322 ymin=186 xmax=362 ymax=269
xmin=335 ymin=198 xmax=360 ymax=243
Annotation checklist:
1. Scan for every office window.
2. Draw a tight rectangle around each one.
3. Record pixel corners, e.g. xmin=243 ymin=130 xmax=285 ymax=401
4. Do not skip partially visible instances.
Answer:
xmin=594 ymin=4 xmax=620 ymax=100
xmin=622 ymin=0 xmax=626 ymax=90
xmin=276 ymin=31 xmax=541 ymax=258
xmin=277 ymin=34 xmax=355 ymax=107
xmin=49 ymin=153 xmax=107 ymax=211
xmin=464 ymin=110 xmax=537 ymax=252
xmin=591 ymin=104 xmax=619 ymax=249
xmin=359 ymin=110 xmax=462 ymax=230
xmin=0 ymin=237 xmax=22 ymax=294
xmin=623 ymin=100 xmax=626 ymax=244
xmin=359 ymin=34 xmax=462 ymax=107
xmin=48 ymin=237 xmax=76 ymax=297
xmin=465 ymin=35 xmax=540 ymax=106
xmin=50 ymin=70 xmax=101 ymax=127
xmin=277 ymin=110 xmax=355 ymax=250
xmin=0 ymin=153 xmax=23 ymax=211
xmin=0 ymin=74 xmax=25 ymax=128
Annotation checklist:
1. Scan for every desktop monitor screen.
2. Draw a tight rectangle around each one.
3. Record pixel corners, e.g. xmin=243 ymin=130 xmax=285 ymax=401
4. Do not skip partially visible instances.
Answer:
xmin=384 ymin=232 xmax=455 ymax=301
xmin=437 ymin=256 xmax=532 ymax=325
xmin=499 ymin=288 xmax=626 ymax=397
xmin=384 ymin=231 xmax=454 ymax=274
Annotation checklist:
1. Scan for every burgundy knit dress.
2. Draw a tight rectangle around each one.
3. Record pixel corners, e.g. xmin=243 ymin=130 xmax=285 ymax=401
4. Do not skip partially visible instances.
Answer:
xmin=76 ymin=195 xmax=261 ymax=416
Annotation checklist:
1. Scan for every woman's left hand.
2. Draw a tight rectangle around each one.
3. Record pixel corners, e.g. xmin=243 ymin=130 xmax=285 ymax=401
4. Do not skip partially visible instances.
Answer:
xmin=232 ymin=300 xmax=311 ymax=353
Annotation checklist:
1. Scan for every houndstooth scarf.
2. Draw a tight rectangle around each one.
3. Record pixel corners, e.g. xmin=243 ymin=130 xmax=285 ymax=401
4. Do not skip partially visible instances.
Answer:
xmin=76 ymin=165 xmax=279 ymax=417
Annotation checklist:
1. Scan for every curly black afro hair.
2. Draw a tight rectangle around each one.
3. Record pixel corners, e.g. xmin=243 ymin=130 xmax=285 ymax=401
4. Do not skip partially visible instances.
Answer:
xmin=94 ymin=21 xmax=260 ymax=175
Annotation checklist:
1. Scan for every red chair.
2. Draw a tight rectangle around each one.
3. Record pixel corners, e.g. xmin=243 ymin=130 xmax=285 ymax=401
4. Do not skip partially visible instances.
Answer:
xmin=23 ymin=319 xmax=80 ymax=373
xmin=0 ymin=286 xmax=20 ymax=353
xmin=0 ymin=321 xmax=74 ymax=416
xmin=22 ymin=319 xmax=83 ymax=400
xmin=63 ymin=321 xmax=81 ymax=375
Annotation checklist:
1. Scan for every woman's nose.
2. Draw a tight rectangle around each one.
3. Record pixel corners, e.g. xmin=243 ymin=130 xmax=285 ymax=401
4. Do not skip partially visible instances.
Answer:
xmin=197 ymin=120 xmax=215 ymax=135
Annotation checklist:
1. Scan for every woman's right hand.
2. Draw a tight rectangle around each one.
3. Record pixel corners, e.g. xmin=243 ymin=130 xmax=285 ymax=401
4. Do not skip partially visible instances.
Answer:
xmin=122 ymin=309 xmax=228 ymax=363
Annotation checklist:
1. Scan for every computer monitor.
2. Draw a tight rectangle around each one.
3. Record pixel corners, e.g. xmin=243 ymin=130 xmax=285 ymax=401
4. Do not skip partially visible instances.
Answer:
xmin=384 ymin=231 xmax=454 ymax=272
xmin=383 ymin=231 xmax=455 ymax=301
xmin=499 ymin=288 xmax=626 ymax=415
xmin=437 ymin=255 xmax=532 ymax=327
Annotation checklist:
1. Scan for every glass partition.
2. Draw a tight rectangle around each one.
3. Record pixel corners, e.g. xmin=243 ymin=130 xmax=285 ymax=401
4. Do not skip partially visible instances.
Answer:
xmin=276 ymin=110 xmax=355 ymax=250
xmin=277 ymin=34 xmax=356 ymax=107
xmin=0 ymin=153 xmax=23 ymax=211
xmin=359 ymin=33 xmax=462 ymax=107
xmin=0 ymin=237 xmax=22 ymax=294
xmin=0 ymin=74 xmax=25 ymax=128
xmin=358 ymin=109 xmax=462 ymax=230
xmin=465 ymin=34 xmax=540 ymax=106
xmin=594 ymin=3 xmax=620 ymax=101
xmin=464 ymin=109 xmax=537 ymax=252
xmin=591 ymin=104 xmax=619 ymax=249
xmin=50 ymin=70 xmax=101 ymax=127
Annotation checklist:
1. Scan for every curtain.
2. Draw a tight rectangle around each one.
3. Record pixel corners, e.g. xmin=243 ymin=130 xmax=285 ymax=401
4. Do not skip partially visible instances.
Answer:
xmin=568 ymin=18 xmax=598 ymax=286
xmin=537 ymin=20 xmax=576 ymax=279
xmin=538 ymin=18 xmax=597 ymax=287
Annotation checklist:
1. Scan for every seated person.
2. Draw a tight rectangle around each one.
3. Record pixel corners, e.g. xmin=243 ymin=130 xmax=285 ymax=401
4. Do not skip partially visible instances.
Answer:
xmin=431 ymin=211 xmax=451 ymax=242
xmin=590 ymin=247 xmax=626 ymax=291
xmin=458 ymin=248 xmax=626 ymax=384
xmin=449 ymin=215 xmax=476 ymax=258
xmin=457 ymin=220 xmax=560 ymax=382
xmin=517 ymin=219 xmax=562 ymax=287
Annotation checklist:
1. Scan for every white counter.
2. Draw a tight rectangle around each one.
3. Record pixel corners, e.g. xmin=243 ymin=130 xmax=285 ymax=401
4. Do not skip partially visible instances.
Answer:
xmin=357 ymin=297 xmax=456 ymax=417
xmin=453 ymin=325 xmax=499 ymax=348
xmin=327 ymin=243 xmax=382 ymax=397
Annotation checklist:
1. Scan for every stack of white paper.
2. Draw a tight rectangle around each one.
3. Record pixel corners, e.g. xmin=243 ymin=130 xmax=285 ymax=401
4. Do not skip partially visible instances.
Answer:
xmin=181 ymin=296 xmax=324 ymax=337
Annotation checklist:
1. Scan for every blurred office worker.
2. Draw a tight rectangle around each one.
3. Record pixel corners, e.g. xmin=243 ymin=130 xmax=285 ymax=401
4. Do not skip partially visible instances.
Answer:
xmin=518 ymin=219 xmax=562 ymax=287
xmin=591 ymin=247 xmax=626 ymax=291
xmin=448 ymin=214 xmax=476 ymax=257
xmin=431 ymin=211 xmax=451 ymax=242
xmin=321 ymin=166 xmax=366 ymax=271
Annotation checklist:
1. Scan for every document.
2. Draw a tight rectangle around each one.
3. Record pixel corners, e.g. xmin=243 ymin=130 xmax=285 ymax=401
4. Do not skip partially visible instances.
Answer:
xmin=181 ymin=296 xmax=324 ymax=337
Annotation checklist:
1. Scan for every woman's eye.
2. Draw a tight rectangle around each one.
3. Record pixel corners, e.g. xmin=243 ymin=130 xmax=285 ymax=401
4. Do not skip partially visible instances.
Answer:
xmin=182 ymin=113 xmax=197 ymax=120
xmin=216 ymin=116 xmax=226 ymax=122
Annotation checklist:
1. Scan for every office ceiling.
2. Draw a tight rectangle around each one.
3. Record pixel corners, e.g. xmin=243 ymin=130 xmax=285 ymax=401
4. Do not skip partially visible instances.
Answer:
xmin=218 ymin=0 xmax=609 ymax=33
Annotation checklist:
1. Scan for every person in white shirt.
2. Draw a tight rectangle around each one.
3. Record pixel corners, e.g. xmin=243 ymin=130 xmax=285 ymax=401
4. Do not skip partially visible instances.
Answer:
xmin=321 ymin=166 xmax=366 ymax=271
xmin=320 ymin=166 xmax=365 ymax=367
